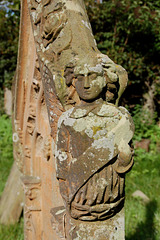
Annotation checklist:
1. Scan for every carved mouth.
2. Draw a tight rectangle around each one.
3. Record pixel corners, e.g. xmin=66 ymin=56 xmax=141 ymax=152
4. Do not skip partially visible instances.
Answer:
xmin=84 ymin=90 xmax=91 ymax=94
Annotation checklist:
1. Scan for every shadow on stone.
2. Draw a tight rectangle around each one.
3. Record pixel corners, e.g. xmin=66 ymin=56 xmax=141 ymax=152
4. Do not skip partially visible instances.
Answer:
xmin=126 ymin=200 xmax=157 ymax=240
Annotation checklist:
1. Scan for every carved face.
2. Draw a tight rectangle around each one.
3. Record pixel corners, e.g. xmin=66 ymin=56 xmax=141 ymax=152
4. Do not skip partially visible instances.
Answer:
xmin=75 ymin=67 xmax=106 ymax=101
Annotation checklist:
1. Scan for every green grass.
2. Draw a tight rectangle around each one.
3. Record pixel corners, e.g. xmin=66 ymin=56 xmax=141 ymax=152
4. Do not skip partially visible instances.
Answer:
xmin=125 ymin=106 xmax=160 ymax=239
xmin=0 ymin=219 xmax=24 ymax=240
xmin=125 ymin=148 xmax=160 ymax=239
xmin=0 ymin=114 xmax=14 ymax=195
xmin=0 ymin=114 xmax=23 ymax=240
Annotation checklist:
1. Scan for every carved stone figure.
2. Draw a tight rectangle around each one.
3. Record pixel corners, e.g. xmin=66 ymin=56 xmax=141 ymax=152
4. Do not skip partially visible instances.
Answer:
xmin=53 ymin=61 xmax=134 ymax=238
xmin=13 ymin=0 xmax=134 ymax=239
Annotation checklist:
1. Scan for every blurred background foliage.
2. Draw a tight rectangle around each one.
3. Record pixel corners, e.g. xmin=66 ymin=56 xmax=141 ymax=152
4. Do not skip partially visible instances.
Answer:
xmin=0 ymin=0 xmax=20 ymax=113
xmin=0 ymin=0 xmax=160 ymax=239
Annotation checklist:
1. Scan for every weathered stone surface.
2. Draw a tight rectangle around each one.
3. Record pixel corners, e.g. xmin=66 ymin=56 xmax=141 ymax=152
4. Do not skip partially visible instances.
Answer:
xmin=56 ymin=101 xmax=134 ymax=220
xmin=27 ymin=0 xmax=128 ymax=116
xmin=65 ymin=209 xmax=125 ymax=240
xmin=13 ymin=0 xmax=63 ymax=238
xmin=21 ymin=176 xmax=42 ymax=240
xmin=51 ymin=208 xmax=125 ymax=239
xmin=52 ymin=66 xmax=134 ymax=237
xmin=13 ymin=0 xmax=134 ymax=238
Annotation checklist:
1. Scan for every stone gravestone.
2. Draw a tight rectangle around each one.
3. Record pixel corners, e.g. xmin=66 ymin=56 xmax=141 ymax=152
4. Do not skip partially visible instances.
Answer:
xmin=13 ymin=0 xmax=134 ymax=239
xmin=4 ymin=88 xmax=12 ymax=116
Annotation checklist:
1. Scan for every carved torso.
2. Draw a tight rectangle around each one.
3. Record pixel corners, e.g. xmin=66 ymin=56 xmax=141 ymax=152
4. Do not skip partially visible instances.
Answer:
xmin=56 ymin=100 xmax=134 ymax=220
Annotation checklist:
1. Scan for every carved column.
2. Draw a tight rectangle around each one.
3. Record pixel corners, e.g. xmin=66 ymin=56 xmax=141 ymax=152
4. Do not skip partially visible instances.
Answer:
xmin=14 ymin=0 xmax=134 ymax=239
xmin=22 ymin=176 xmax=42 ymax=239
xmin=13 ymin=0 xmax=63 ymax=239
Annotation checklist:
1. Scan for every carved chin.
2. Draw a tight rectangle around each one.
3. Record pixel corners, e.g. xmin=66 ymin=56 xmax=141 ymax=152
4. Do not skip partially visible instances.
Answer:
xmin=77 ymin=91 xmax=102 ymax=101
xmin=80 ymin=94 xmax=99 ymax=101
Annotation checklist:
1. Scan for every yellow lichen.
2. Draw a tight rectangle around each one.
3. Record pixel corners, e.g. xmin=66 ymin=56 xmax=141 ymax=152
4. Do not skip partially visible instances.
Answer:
xmin=92 ymin=126 xmax=102 ymax=136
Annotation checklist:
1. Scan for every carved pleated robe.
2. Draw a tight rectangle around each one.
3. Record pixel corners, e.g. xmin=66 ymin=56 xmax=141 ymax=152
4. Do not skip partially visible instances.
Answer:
xmin=55 ymin=100 xmax=134 ymax=220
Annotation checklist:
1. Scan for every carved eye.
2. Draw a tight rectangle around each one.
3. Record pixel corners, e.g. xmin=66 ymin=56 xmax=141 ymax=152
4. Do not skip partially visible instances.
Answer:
xmin=89 ymin=73 xmax=97 ymax=80
xmin=77 ymin=75 xmax=84 ymax=81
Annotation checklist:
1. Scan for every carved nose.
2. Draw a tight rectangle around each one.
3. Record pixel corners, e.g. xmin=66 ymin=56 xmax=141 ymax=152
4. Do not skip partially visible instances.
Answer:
xmin=84 ymin=76 xmax=90 ymax=89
